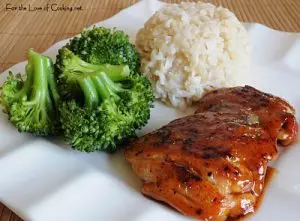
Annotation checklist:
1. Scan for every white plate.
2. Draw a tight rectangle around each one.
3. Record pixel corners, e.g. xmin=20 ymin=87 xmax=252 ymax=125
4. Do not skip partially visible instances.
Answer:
xmin=0 ymin=0 xmax=300 ymax=220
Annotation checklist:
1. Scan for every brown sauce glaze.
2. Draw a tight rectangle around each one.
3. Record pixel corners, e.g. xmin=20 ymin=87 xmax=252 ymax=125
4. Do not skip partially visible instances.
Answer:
xmin=227 ymin=167 xmax=277 ymax=221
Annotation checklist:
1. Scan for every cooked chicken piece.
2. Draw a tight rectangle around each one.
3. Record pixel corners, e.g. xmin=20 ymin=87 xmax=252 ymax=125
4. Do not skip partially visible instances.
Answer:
xmin=196 ymin=86 xmax=297 ymax=146
xmin=125 ymin=86 xmax=297 ymax=221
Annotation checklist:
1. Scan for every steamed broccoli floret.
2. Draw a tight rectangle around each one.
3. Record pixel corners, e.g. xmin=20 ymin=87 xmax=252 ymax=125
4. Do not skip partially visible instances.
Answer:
xmin=55 ymin=47 xmax=131 ymax=99
xmin=60 ymin=27 xmax=140 ymax=74
xmin=0 ymin=49 xmax=60 ymax=136
xmin=56 ymin=48 xmax=153 ymax=152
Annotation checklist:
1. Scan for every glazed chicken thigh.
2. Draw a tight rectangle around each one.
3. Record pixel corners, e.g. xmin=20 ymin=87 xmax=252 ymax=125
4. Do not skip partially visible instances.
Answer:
xmin=125 ymin=86 xmax=297 ymax=221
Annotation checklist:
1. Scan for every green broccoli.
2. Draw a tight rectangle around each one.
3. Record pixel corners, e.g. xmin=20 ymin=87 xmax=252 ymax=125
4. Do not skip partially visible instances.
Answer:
xmin=55 ymin=47 xmax=131 ymax=99
xmin=63 ymin=27 xmax=140 ymax=74
xmin=0 ymin=49 xmax=60 ymax=136
xmin=55 ymin=27 xmax=153 ymax=152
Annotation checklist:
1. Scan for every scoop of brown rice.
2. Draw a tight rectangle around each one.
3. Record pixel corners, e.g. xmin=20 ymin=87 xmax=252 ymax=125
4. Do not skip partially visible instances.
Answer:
xmin=136 ymin=2 xmax=250 ymax=108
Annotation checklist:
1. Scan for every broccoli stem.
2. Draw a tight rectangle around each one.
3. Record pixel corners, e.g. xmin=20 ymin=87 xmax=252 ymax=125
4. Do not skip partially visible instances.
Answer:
xmin=70 ymin=55 xmax=104 ymax=73
xmin=78 ymin=77 xmax=99 ymax=108
xmin=77 ymin=71 xmax=126 ymax=109
xmin=13 ymin=63 xmax=33 ymax=101
xmin=96 ymin=72 xmax=124 ymax=95
xmin=96 ymin=64 xmax=130 ymax=82
xmin=23 ymin=64 xmax=33 ymax=94
xmin=25 ymin=50 xmax=49 ymax=108
xmin=45 ymin=58 xmax=60 ymax=110
xmin=92 ymin=75 xmax=111 ymax=100
xmin=65 ymin=49 xmax=130 ymax=81
xmin=21 ymin=50 xmax=60 ymax=121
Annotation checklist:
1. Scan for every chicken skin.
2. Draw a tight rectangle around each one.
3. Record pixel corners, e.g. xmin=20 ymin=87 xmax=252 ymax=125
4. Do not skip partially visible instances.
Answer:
xmin=196 ymin=86 xmax=297 ymax=146
xmin=125 ymin=86 xmax=297 ymax=221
